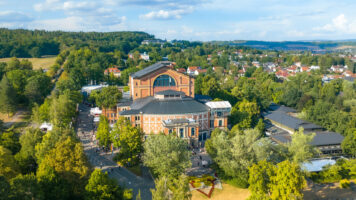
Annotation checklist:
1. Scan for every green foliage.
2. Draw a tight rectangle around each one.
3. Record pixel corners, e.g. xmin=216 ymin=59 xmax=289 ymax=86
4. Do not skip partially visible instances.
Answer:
xmin=15 ymin=128 xmax=43 ymax=174
xmin=248 ymin=160 xmax=275 ymax=200
xmin=50 ymin=91 xmax=77 ymax=128
xmin=95 ymin=86 xmax=122 ymax=109
xmin=0 ymin=75 xmax=16 ymax=115
xmin=10 ymin=173 xmax=44 ymax=200
xmin=143 ymin=134 xmax=191 ymax=178
xmin=288 ymin=128 xmax=319 ymax=164
xmin=309 ymin=159 xmax=356 ymax=183
xmin=37 ymin=136 xmax=90 ymax=198
xmin=341 ymin=130 xmax=356 ymax=157
xmin=0 ymin=176 xmax=11 ymax=200
xmin=151 ymin=175 xmax=191 ymax=200
xmin=85 ymin=169 xmax=123 ymax=200
xmin=339 ymin=179 xmax=350 ymax=188
xmin=0 ymin=131 xmax=20 ymax=154
xmin=24 ymin=74 xmax=52 ymax=104
xmin=206 ymin=128 xmax=285 ymax=188
xmin=96 ymin=116 xmax=111 ymax=147
xmin=270 ymin=160 xmax=306 ymax=200
xmin=0 ymin=146 xmax=20 ymax=180
xmin=111 ymin=117 xmax=143 ymax=166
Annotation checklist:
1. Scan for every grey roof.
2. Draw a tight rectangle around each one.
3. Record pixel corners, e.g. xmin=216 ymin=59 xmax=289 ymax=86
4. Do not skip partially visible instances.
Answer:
xmin=119 ymin=96 xmax=209 ymax=115
xmin=120 ymin=109 xmax=141 ymax=115
xmin=270 ymin=131 xmax=344 ymax=146
xmin=117 ymin=100 xmax=132 ymax=107
xmin=131 ymin=61 xmax=172 ymax=78
xmin=155 ymin=90 xmax=185 ymax=96
xmin=268 ymin=103 xmax=297 ymax=113
xmin=263 ymin=111 xmax=322 ymax=131
xmin=310 ymin=132 xmax=344 ymax=146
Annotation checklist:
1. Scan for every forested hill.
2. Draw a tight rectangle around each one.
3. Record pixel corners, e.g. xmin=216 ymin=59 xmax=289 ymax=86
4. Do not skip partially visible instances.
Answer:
xmin=0 ymin=28 xmax=154 ymax=58
xmin=209 ymin=40 xmax=356 ymax=52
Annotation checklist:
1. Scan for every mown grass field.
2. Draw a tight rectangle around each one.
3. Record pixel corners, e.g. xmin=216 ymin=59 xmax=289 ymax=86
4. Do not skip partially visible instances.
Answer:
xmin=0 ymin=57 xmax=57 ymax=69
xmin=192 ymin=183 xmax=250 ymax=200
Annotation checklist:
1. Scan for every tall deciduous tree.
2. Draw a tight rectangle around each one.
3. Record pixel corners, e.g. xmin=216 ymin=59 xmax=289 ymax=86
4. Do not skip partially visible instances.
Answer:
xmin=85 ymin=169 xmax=123 ymax=200
xmin=143 ymin=134 xmax=191 ymax=178
xmin=96 ymin=116 xmax=111 ymax=148
xmin=37 ymin=136 xmax=90 ymax=198
xmin=15 ymin=128 xmax=44 ymax=173
xmin=0 ymin=146 xmax=20 ymax=180
xmin=0 ymin=76 xmax=16 ymax=115
xmin=10 ymin=174 xmax=44 ymax=200
xmin=50 ymin=92 xmax=76 ymax=128
xmin=341 ymin=130 xmax=356 ymax=157
xmin=270 ymin=160 xmax=306 ymax=200
xmin=96 ymin=86 xmax=122 ymax=109
xmin=288 ymin=128 xmax=319 ymax=164
xmin=111 ymin=117 xmax=143 ymax=166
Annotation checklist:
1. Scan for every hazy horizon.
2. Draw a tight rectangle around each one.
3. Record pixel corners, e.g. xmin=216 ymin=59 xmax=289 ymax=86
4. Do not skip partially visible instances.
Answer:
xmin=1 ymin=0 xmax=356 ymax=41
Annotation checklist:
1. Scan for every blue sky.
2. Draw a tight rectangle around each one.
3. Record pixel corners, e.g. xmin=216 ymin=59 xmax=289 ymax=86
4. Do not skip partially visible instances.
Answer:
xmin=0 ymin=0 xmax=356 ymax=41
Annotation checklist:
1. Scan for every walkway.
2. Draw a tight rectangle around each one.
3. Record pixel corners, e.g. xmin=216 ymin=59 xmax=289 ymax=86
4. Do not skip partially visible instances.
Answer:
xmin=76 ymin=103 xmax=155 ymax=200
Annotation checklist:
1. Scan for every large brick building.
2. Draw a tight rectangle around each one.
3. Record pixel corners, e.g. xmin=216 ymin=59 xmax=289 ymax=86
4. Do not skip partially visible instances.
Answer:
xmin=103 ymin=61 xmax=231 ymax=146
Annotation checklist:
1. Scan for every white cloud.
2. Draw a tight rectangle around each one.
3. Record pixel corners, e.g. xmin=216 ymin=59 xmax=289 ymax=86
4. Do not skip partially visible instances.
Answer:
xmin=0 ymin=11 xmax=33 ymax=22
xmin=315 ymin=14 xmax=356 ymax=34
xmin=140 ymin=8 xmax=192 ymax=20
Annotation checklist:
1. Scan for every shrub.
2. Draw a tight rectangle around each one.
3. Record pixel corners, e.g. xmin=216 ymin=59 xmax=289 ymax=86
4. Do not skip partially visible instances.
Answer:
xmin=340 ymin=179 xmax=350 ymax=189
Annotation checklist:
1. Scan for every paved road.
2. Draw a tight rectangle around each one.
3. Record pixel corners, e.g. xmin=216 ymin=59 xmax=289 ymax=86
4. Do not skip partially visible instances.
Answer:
xmin=76 ymin=104 xmax=155 ymax=200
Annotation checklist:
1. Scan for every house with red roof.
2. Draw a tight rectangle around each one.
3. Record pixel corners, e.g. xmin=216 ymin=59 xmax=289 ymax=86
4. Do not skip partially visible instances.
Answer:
xmin=104 ymin=67 xmax=121 ymax=77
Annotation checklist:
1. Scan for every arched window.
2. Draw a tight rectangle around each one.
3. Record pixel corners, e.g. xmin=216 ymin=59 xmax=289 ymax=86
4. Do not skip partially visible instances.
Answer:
xmin=153 ymin=75 xmax=176 ymax=87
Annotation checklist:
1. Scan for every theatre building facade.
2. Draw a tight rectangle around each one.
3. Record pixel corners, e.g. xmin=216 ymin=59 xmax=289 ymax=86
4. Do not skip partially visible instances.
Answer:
xmin=102 ymin=61 xmax=231 ymax=146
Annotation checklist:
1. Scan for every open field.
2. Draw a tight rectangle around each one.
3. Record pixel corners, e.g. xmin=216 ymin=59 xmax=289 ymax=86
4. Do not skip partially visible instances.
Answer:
xmin=0 ymin=57 xmax=57 ymax=69
xmin=192 ymin=183 xmax=250 ymax=200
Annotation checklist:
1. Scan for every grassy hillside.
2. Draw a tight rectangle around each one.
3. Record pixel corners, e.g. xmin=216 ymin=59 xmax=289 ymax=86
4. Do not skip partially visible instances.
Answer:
xmin=0 ymin=57 xmax=57 ymax=69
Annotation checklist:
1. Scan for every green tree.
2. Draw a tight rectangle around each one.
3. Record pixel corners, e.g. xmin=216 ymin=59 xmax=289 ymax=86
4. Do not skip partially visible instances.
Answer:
xmin=85 ymin=169 xmax=123 ymax=200
xmin=170 ymin=174 xmax=191 ymax=200
xmin=270 ymin=160 xmax=306 ymax=200
xmin=37 ymin=136 xmax=90 ymax=198
xmin=248 ymin=160 xmax=275 ymax=200
xmin=96 ymin=86 xmax=122 ymax=109
xmin=50 ymin=92 xmax=76 ymax=128
xmin=96 ymin=116 xmax=111 ymax=148
xmin=341 ymin=130 xmax=356 ymax=157
xmin=0 ymin=76 xmax=16 ymax=115
xmin=151 ymin=176 xmax=170 ymax=200
xmin=143 ymin=134 xmax=191 ymax=178
xmin=0 ymin=176 xmax=11 ymax=200
xmin=0 ymin=131 xmax=20 ymax=154
xmin=24 ymin=74 xmax=52 ymax=104
xmin=36 ymin=166 xmax=71 ymax=200
xmin=111 ymin=117 xmax=143 ymax=166
xmin=288 ymin=128 xmax=319 ymax=164
xmin=0 ymin=146 xmax=20 ymax=180
xmin=10 ymin=174 xmax=44 ymax=200
xmin=15 ymin=128 xmax=44 ymax=173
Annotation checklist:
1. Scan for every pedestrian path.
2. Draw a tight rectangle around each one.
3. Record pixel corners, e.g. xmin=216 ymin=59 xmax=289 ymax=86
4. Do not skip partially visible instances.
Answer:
xmin=76 ymin=104 xmax=155 ymax=200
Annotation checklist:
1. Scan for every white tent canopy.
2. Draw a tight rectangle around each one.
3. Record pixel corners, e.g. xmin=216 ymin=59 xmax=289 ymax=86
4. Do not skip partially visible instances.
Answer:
xmin=90 ymin=107 xmax=102 ymax=116
xmin=93 ymin=116 xmax=100 ymax=123
xmin=205 ymin=101 xmax=232 ymax=109
xmin=40 ymin=122 xmax=53 ymax=131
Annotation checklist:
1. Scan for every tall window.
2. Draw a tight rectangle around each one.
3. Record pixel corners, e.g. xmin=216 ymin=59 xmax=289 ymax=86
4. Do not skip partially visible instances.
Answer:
xmin=191 ymin=128 xmax=195 ymax=136
xmin=219 ymin=120 xmax=223 ymax=127
xmin=179 ymin=128 xmax=184 ymax=138
xmin=153 ymin=75 xmax=176 ymax=87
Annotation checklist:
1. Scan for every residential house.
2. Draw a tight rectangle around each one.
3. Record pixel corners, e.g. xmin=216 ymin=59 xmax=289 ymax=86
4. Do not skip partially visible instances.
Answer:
xmin=104 ymin=67 xmax=121 ymax=77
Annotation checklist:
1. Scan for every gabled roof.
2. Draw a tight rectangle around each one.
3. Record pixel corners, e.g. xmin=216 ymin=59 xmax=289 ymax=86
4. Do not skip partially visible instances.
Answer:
xmin=131 ymin=61 xmax=172 ymax=78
